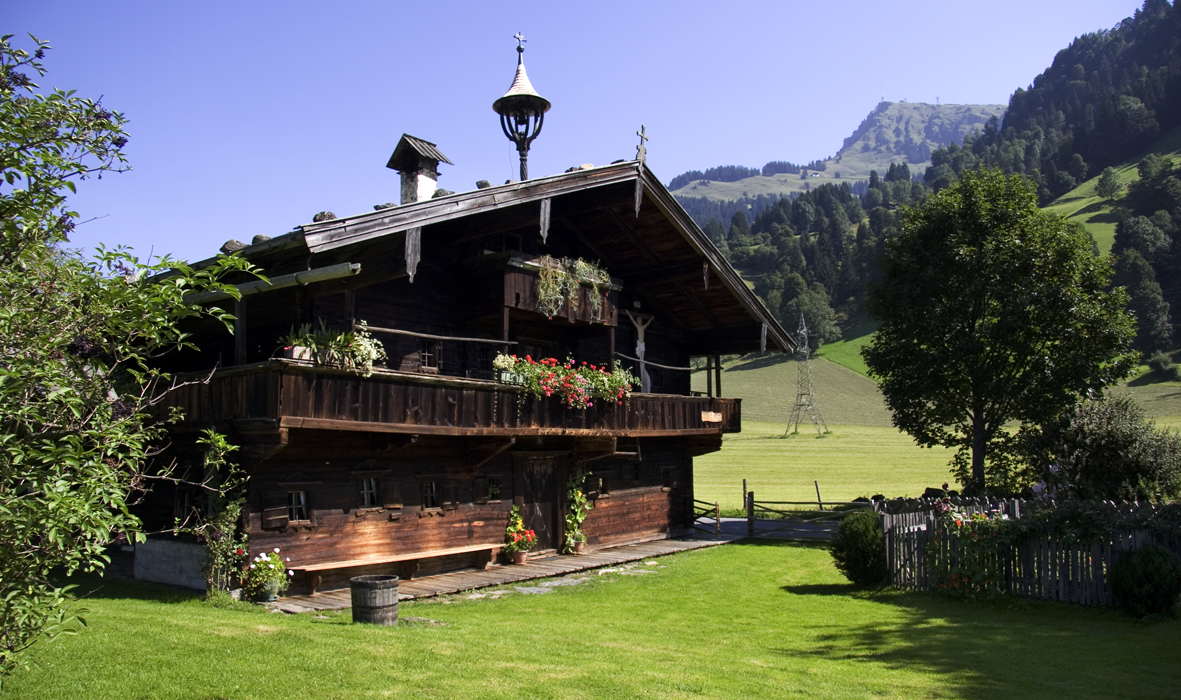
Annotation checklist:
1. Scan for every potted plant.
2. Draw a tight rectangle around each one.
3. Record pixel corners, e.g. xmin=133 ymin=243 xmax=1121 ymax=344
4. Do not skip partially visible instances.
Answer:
xmin=502 ymin=505 xmax=537 ymax=565
xmin=280 ymin=321 xmax=387 ymax=376
xmin=564 ymin=469 xmax=592 ymax=554
xmin=493 ymin=354 xmax=634 ymax=409
xmin=241 ymin=547 xmax=293 ymax=602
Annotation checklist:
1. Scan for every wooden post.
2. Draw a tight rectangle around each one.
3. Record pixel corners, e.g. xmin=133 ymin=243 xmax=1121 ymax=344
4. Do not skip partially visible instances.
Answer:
xmin=608 ymin=327 xmax=615 ymax=368
xmin=815 ymin=480 xmax=823 ymax=511
xmin=742 ymin=478 xmax=747 ymax=508
xmin=706 ymin=356 xmax=713 ymax=398
xmin=713 ymin=354 xmax=722 ymax=397
xmin=746 ymin=490 xmax=754 ymax=537
xmin=501 ymin=305 xmax=510 ymax=354
xmin=234 ymin=299 xmax=247 ymax=365
xmin=715 ymin=502 xmax=721 ymax=539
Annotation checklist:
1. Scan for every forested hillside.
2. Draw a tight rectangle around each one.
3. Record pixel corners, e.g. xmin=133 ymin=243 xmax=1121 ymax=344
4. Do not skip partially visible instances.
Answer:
xmin=674 ymin=2 xmax=1181 ymax=359
xmin=924 ymin=0 xmax=1181 ymax=203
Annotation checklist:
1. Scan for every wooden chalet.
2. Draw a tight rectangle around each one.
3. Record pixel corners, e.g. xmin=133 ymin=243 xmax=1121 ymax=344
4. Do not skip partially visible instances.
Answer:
xmin=134 ymin=135 xmax=792 ymax=594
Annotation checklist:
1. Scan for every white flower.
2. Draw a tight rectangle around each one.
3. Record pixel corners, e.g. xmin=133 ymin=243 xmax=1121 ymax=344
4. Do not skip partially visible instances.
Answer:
xmin=249 ymin=564 xmax=255 ymax=569
xmin=273 ymin=547 xmax=280 ymax=553
xmin=288 ymin=571 xmax=294 ymax=576
xmin=286 ymin=558 xmax=290 ymax=562
xmin=268 ymin=564 xmax=274 ymax=569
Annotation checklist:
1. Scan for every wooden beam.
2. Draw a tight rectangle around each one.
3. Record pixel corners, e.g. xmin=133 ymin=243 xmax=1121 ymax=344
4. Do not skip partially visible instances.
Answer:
xmin=604 ymin=207 xmax=662 ymax=265
xmin=359 ymin=324 xmax=517 ymax=346
xmin=673 ymin=280 xmax=723 ymax=327
xmin=183 ymin=262 xmax=361 ymax=305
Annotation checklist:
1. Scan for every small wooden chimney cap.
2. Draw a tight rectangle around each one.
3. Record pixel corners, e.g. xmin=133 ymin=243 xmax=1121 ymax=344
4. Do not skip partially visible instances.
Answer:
xmin=386 ymin=134 xmax=454 ymax=172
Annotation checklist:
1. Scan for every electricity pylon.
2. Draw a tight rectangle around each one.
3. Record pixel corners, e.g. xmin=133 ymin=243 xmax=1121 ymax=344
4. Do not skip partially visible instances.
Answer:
xmin=785 ymin=314 xmax=828 ymax=437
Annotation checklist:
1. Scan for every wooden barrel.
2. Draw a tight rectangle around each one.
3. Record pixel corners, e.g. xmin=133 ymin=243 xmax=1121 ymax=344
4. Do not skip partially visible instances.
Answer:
xmin=350 ymin=575 xmax=399 ymax=626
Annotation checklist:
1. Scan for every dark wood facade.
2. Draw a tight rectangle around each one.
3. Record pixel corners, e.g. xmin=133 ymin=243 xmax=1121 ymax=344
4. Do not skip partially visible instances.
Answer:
xmin=142 ymin=160 xmax=791 ymax=593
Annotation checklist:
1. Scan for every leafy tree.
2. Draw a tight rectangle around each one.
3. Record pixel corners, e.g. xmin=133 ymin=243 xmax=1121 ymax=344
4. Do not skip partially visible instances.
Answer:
xmin=0 ymin=34 xmax=249 ymax=680
xmin=728 ymin=210 xmax=750 ymax=241
xmin=702 ymin=218 xmax=726 ymax=245
xmin=1027 ymin=396 xmax=1181 ymax=502
xmin=863 ymin=169 xmax=1136 ymax=492
xmin=1112 ymin=250 xmax=1172 ymax=352
xmin=1113 ymin=215 xmax=1170 ymax=263
xmin=1094 ymin=166 xmax=1125 ymax=200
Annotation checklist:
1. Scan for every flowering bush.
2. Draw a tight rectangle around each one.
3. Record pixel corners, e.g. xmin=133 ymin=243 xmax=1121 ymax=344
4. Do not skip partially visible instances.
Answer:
xmin=493 ymin=353 xmax=634 ymax=409
xmin=925 ymin=508 xmax=1012 ymax=598
xmin=241 ymin=547 xmax=293 ymax=599
xmin=503 ymin=505 xmax=537 ymax=553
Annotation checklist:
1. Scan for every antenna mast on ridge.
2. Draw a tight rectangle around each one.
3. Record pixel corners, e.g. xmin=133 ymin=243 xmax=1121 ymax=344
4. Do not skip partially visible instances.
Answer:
xmin=785 ymin=314 xmax=828 ymax=437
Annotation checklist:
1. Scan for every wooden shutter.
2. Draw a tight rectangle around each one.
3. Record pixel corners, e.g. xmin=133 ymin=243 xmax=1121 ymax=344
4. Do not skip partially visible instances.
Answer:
xmin=382 ymin=480 xmax=402 ymax=510
xmin=443 ymin=481 xmax=458 ymax=510
xmin=261 ymin=491 xmax=289 ymax=530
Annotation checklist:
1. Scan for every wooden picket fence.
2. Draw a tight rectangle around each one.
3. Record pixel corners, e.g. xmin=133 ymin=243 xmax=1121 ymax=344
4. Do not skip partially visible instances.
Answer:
xmin=878 ymin=497 xmax=1181 ymax=607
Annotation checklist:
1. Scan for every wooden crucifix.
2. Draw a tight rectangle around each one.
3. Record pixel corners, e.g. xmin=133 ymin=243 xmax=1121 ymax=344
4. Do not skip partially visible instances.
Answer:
xmin=626 ymin=309 xmax=653 ymax=393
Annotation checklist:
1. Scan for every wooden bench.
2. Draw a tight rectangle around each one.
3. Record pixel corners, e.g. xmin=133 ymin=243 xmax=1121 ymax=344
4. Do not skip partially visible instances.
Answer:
xmin=290 ymin=543 xmax=502 ymax=594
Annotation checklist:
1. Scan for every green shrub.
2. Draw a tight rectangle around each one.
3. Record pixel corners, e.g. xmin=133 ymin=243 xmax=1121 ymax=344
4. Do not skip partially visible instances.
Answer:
xmin=1110 ymin=544 xmax=1181 ymax=618
xmin=829 ymin=509 xmax=887 ymax=587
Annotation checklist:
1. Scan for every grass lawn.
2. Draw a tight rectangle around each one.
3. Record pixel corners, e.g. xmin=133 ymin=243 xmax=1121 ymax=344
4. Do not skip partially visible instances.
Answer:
xmin=8 ymin=542 xmax=1180 ymax=699
xmin=695 ymin=421 xmax=956 ymax=509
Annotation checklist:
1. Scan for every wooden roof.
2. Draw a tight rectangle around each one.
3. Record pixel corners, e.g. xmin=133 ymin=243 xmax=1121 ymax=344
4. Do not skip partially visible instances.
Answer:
xmin=183 ymin=161 xmax=794 ymax=355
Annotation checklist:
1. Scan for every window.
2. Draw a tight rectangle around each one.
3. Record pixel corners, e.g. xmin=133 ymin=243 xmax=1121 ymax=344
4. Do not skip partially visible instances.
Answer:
xmin=422 ymin=480 xmax=440 ymax=509
xmin=586 ymin=472 xmax=611 ymax=499
xmin=661 ymin=468 xmax=675 ymax=491
xmin=419 ymin=341 xmax=440 ymax=373
xmin=288 ymin=490 xmax=309 ymax=521
xmin=472 ymin=476 xmax=504 ymax=504
xmin=173 ymin=486 xmax=196 ymax=523
xmin=359 ymin=477 xmax=379 ymax=508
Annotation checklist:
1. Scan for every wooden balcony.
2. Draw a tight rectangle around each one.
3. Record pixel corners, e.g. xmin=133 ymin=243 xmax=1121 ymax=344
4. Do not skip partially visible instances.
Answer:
xmin=160 ymin=360 xmax=741 ymax=437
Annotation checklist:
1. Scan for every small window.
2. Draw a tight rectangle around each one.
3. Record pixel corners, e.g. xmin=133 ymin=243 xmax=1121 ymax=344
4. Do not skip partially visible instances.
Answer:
xmin=419 ymin=341 xmax=440 ymax=373
xmin=422 ymin=480 xmax=440 ymax=509
xmin=359 ymin=477 xmax=379 ymax=508
xmin=443 ymin=481 xmax=458 ymax=511
xmin=661 ymin=468 xmax=674 ymax=491
xmin=174 ymin=486 xmax=196 ymax=523
xmin=586 ymin=472 xmax=611 ymax=499
xmin=288 ymin=490 xmax=309 ymax=522
xmin=473 ymin=476 xmax=504 ymax=504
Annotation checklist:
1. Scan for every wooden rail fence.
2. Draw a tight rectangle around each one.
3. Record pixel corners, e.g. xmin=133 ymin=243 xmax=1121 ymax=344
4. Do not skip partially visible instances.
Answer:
xmin=692 ymin=498 xmax=721 ymax=538
xmin=878 ymin=497 xmax=1181 ymax=607
xmin=744 ymin=491 xmax=872 ymax=539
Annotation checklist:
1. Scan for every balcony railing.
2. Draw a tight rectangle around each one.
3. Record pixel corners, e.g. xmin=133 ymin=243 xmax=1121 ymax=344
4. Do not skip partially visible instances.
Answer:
xmin=160 ymin=360 xmax=741 ymax=436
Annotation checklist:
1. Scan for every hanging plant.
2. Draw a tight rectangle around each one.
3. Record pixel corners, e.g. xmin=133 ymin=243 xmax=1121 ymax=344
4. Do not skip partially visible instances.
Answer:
xmin=535 ymin=255 xmax=568 ymax=318
xmin=534 ymin=255 xmax=610 ymax=321
xmin=573 ymin=258 xmax=611 ymax=322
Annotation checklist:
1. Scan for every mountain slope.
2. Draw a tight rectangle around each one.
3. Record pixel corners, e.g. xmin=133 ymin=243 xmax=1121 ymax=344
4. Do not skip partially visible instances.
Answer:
xmin=670 ymin=101 xmax=1004 ymax=203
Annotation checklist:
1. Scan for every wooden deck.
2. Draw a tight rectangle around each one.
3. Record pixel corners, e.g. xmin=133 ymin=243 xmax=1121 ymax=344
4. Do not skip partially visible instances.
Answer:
xmin=270 ymin=535 xmax=738 ymax=613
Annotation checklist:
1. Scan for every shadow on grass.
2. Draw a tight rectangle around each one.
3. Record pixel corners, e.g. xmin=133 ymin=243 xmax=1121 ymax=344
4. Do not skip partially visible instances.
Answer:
xmin=779 ymin=578 xmax=1179 ymax=700
xmin=61 ymin=571 xmax=202 ymax=605
xmin=725 ymin=352 xmax=794 ymax=372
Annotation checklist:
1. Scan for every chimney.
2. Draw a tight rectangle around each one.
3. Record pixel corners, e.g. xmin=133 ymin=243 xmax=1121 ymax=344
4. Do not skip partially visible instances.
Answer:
xmin=386 ymin=134 xmax=454 ymax=205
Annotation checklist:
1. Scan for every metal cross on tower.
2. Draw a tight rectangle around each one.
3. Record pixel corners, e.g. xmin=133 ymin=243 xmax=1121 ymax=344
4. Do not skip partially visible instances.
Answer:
xmin=785 ymin=314 xmax=828 ymax=437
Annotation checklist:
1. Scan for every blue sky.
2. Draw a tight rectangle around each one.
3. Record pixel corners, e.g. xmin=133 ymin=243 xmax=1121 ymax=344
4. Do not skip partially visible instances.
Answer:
xmin=9 ymin=0 xmax=1143 ymax=263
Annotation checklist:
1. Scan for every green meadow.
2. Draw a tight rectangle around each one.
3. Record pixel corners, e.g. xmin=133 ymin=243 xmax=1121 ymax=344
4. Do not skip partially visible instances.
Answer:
xmin=9 ymin=543 xmax=1179 ymax=700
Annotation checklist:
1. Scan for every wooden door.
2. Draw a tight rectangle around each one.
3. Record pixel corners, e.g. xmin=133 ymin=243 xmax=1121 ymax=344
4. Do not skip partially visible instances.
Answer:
xmin=513 ymin=454 xmax=563 ymax=552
